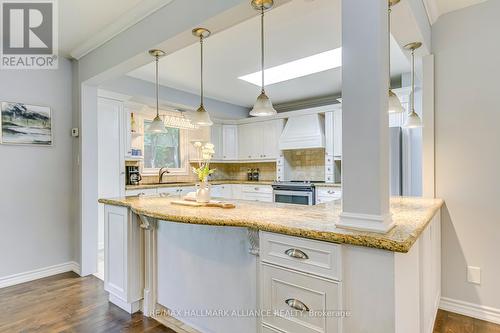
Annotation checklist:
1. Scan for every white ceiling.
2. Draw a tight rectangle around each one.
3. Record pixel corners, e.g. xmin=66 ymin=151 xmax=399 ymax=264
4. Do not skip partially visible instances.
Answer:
xmin=59 ymin=0 xmax=173 ymax=58
xmin=435 ymin=0 xmax=488 ymax=16
xmin=127 ymin=0 xmax=410 ymax=108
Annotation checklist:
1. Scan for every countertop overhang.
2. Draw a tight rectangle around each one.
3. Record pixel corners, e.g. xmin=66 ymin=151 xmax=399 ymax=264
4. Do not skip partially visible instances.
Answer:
xmin=99 ymin=195 xmax=443 ymax=253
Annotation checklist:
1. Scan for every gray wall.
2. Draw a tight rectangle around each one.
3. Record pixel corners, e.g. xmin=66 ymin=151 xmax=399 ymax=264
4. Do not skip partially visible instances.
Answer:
xmin=433 ymin=0 xmax=500 ymax=309
xmin=100 ymin=76 xmax=248 ymax=120
xmin=0 ymin=58 xmax=75 ymax=277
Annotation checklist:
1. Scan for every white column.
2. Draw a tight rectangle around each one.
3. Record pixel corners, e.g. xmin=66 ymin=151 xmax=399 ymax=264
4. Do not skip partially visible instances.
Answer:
xmin=337 ymin=0 xmax=394 ymax=233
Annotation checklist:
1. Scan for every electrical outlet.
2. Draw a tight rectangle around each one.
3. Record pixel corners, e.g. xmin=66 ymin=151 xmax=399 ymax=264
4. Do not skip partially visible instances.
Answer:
xmin=467 ymin=266 xmax=481 ymax=284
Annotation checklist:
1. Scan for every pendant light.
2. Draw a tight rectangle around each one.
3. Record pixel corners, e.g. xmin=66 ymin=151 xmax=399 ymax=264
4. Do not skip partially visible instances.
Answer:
xmin=147 ymin=49 xmax=167 ymax=133
xmin=192 ymin=28 xmax=213 ymax=127
xmin=388 ymin=0 xmax=404 ymax=114
xmin=249 ymin=0 xmax=277 ymax=117
xmin=403 ymin=42 xmax=423 ymax=128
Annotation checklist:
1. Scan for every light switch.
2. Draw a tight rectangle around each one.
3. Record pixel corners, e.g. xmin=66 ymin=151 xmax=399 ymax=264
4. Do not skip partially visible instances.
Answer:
xmin=467 ymin=266 xmax=481 ymax=284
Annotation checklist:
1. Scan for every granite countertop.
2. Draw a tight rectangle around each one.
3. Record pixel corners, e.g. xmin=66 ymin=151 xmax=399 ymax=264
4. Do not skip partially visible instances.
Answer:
xmin=99 ymin=195 xmax=443 ymax=253
xmin=125 ymin=180 xmax=341 ymax=190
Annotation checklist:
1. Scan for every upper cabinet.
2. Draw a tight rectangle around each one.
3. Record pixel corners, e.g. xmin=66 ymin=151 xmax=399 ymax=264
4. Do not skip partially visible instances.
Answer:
xmin=238 ymin=119 xmax=283 ymax=160
xmin=210 ymin=124 xmax=238 ymax=161
xmin=210 ymin=124 xmax=223 ymax=160
xmin=333 ymin=109 xmax=342 ymax=158
xmin=222 ymin=125 xmax=238 ymax=160
xmin=325 ymin=110 xmax=342 ymax=159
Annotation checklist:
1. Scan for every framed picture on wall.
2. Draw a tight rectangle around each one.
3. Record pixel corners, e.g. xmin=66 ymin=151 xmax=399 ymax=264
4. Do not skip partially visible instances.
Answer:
xmin=0 ymin=102 xmax=52 ymax=146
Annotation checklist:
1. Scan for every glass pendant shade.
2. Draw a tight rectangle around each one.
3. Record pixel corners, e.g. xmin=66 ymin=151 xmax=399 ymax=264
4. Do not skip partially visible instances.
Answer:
xmin=192 ymin=105 xmax=213 ymax=126
xmin=404 ymin=110 xmax=422 ymax=128
xmin=250 ymin=91 xmax=277 ymax=117
xmin=388 ymin=89 xmax=404 ymax=113
xmin=148 ymin=115 xmax=166 ymax=133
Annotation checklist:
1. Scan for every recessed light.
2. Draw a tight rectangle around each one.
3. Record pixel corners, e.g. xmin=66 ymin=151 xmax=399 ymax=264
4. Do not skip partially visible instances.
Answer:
xmin=239 ymin=47 xmax=342 ymax=86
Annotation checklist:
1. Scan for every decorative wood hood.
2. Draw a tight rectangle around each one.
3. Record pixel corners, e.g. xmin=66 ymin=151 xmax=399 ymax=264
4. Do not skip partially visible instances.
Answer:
xmin=279 ymin=114 xmax=325 ymax=150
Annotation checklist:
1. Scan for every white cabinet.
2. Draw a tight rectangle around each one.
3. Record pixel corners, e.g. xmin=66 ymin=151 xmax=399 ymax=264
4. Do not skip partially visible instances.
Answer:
xmin=238 ymin=123 xmax=257 ymax=160
xmin=210 ymin=124 xmax=223 ymax=160
xmin=261 ymin=119 xmax=283 ymax=159
xmin=206 ymin=124 xmax=236 ymax=160
xmin=240 ymin=184 xmax=273 ymax=202
xmin=222 ymin=125 xmax=238 ymax=160
xmin=212 ymin=184 xmax=232 ymax=199
xmin=316 ymin=187 xmax=342 ymax=204
xmin=260 ymin=232 xmax=342 ymax=333
xmin=333 ymin=109 xmax=342 ymax=158
xmin=238 ymin=120 xmax=283 ymax=160
xmin=104 ymin=205 xmax=143 ymax=313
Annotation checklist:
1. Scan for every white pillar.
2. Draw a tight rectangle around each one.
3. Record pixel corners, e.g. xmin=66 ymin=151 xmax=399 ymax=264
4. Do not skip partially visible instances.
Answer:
xmin=337 ymin=0 xmax=394 ymax=233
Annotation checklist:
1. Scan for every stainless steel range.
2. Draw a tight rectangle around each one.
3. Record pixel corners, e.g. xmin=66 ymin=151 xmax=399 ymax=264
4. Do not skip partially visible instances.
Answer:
xmin=272 ymin=181 xmax=318 ymax=205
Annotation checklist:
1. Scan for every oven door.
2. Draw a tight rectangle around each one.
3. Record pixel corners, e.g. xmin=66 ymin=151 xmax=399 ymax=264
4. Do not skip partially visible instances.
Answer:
xmin=273 ymin=190 xmax=314 ymax=206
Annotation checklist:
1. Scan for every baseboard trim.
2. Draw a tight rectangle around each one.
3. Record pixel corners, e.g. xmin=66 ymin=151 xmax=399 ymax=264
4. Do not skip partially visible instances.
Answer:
xmin=440 ymin=297 xmax=500 ymax=325
xmin=0 ymin=261 xmax=81 ymax=289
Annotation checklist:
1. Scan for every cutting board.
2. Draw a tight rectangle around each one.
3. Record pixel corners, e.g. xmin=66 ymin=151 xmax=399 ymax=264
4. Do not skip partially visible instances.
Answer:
xmin=171 ymin=200 xmax=236 ymax=209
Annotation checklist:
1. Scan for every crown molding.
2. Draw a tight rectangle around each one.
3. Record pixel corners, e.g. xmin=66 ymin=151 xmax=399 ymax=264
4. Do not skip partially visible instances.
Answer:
xmin=422 ymin=0 xmax=440 ymax=25
xmin=70 ymin=0 xmax=175 ymax=60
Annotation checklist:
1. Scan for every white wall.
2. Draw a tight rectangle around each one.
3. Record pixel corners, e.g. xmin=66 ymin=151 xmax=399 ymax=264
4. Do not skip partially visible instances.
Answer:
xmin=0 ymin=58 xmax=75 ymax=277
xmin=433 ymin=0 xmax=500 ymax=310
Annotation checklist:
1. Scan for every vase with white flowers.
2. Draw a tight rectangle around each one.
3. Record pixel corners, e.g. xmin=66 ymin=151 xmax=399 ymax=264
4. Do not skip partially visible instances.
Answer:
xmin=192 ymin=142 xmax=216 ymax=203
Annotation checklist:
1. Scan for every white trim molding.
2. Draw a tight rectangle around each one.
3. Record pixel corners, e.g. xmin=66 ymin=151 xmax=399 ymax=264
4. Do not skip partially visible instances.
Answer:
xmin=70 ymin=0 xmax=175 ymax=59
xmin=336 ymin=212 xmax=395 ymax=233
xmin=440 ymin=297 xmax=500 ymax=325
xmin=422 ymin=0 xmax=440 ymax=25
xmin=0 ymin=262 xmax=81 ymax=289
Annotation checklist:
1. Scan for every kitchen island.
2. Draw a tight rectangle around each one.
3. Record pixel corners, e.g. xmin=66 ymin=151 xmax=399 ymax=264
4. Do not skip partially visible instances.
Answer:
xmin=99 ymin=195 xmax=443 ymax=333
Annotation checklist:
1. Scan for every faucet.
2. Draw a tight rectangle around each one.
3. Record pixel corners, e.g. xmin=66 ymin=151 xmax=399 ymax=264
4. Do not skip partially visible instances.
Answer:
xmin=158 ymin=167 xmax=170 ymax=183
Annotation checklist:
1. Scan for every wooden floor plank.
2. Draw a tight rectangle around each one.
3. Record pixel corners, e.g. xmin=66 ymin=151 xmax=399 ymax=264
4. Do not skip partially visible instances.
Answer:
xmin=2 ymin=272 xmax=500 ymax=333
xmin=0 ymin=272 xmax=176 ymax=333
xmin=434 ymin=309 xmax=500 ymax=333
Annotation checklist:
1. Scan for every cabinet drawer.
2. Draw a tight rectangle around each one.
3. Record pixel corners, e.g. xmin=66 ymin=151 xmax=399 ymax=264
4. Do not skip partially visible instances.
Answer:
xmin=262 ymin=324 xmax=285 ymax=333
xmin=125 ymin=188 xmax=157 ymax=196
xmin=316 ymin=196 xmax=340 ymax=205
xmin=326 ymin=174 xmax=335 ymax=183
xmin=261 ymin=263 xmax=341 ymax=333
xmin=242 ymin=185 xmax=273 ymax=194
xmin=316 ymin=188 xmax=342 ymax=198
xmin=260 ymin=232 xmax=341 ymax=281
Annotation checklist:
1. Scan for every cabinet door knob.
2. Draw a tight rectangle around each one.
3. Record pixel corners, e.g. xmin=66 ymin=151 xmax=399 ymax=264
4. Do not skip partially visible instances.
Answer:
xmin=285 ymin=299 xmax=310 ymax=312
xmin=285 ymin=248 xmax=309 ymax=260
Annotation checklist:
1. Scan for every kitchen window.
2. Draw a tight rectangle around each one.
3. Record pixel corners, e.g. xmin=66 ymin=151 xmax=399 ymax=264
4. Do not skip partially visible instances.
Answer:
xmin=143 ymin=120 xmax=188 ymax=175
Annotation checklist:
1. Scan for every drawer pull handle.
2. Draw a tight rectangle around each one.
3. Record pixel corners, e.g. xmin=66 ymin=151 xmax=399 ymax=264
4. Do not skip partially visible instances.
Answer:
xmin=285 ymin=248 xmax=309 ymax=260
xmin=285 ymin=299 xmax=310 ymax=312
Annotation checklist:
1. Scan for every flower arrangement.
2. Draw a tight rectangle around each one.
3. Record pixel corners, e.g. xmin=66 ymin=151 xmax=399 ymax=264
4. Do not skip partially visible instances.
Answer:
xmin=192 ymin=142 xmax=216 ymax=182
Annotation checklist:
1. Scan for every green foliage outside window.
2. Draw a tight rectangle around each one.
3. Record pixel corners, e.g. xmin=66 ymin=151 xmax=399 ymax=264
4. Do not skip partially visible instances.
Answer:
xmin=144 ymin=120 xmax=181 ymax=169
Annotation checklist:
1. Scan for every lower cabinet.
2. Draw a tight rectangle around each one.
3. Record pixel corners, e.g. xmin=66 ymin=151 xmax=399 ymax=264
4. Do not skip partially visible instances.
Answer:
xmin=241 ymin=185 xmax=273 ymax=202
xmin=103 ymin=205 xmax=143 ymax=313
xmin=316 ymin=187 xmax=342 ymax=204
xmin=260 ymin=232 xmax=342 ymax=333
xmin=211 ymin=184 xmax=232 ymax=199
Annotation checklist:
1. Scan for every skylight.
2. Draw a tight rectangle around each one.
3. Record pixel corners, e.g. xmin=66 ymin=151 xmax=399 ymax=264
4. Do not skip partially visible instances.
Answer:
xmin=238 ymin=47 xmax=342 ymax=86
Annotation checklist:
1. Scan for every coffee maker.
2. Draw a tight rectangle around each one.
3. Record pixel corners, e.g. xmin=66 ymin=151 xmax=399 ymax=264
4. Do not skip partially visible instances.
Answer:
xmin=126 ymin=166 xmax=142 ymax=185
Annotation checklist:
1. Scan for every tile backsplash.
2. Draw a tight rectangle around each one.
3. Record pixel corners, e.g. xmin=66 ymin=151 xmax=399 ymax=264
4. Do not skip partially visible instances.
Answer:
xmin=138 ymin=162 xmax=277 ymax=184
xmin=132 ymin=149 xmax=327 ymax=184
xmin=283 ymin=148 xmax=325 ymax=181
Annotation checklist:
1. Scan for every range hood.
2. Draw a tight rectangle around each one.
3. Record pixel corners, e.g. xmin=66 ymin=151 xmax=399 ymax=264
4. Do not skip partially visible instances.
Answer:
xmin=279 ymin=114 xmax=325 ymax=150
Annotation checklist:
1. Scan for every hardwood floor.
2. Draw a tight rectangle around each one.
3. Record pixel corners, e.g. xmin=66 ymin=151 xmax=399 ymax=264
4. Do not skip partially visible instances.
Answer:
xmin=0 ymin=272 xmax=176 ymax=333
xmin=1 ymin=272 xmax=500 ymax=333
xmin=434 ymin=310 xmax=500 ymax=333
